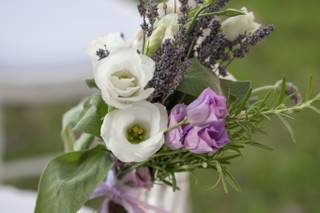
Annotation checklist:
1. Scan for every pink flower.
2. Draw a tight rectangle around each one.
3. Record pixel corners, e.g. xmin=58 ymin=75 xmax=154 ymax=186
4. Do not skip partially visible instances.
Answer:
xmin=184 ymin=120 xmax=229 ymax=154
xmin=165 ymin=88 xmax=229 ymax=153
xmin=186 ymin=87 xmax=227 ymax=126
xmin=165 ymin=104 xmax=190 ymax=149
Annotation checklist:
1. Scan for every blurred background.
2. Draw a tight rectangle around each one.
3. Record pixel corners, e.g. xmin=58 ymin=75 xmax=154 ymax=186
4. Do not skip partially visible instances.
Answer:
xmin=0 ymin=0 xmax=319 ymax=212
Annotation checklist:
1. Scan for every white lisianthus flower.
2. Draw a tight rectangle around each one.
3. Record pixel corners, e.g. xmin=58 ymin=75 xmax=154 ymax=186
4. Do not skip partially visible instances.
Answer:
xmin=87 ymin=31 xmax=143 ymax=64
xmin=222 ymin=7 xmax=261 ymax=41
xmin=86 ymin=32 xmax=129 ymax=63
xmin=101 ymin=101 xmax=168 ymax=163
xmin=94 ymin=48 xmax=155 ymax=109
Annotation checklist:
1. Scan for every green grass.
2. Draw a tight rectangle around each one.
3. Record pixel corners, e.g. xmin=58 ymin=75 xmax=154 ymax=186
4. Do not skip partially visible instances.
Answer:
xmin=2 ymin=0 xmax=320 ymax=212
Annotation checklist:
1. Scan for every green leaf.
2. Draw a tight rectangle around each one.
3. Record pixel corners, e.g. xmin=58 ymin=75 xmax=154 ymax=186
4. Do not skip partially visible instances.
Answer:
xmin=220 ymin=79 xmax=252 ymax=102
xmin=177 ymin=58 xmax=251 ymax=105
xmin=73 ymin=134 xmax=95 ymax=151
xmin=232 ymin=88 xmax=253 ymax=115
xmin=85 ymin=78 xmax=98 ymax=89
xmin=61 ymin=97 xmax=91 ymax=151
xmin=224 ymin=169 xmax=241 ymax=192
xmin=277 ymin=78 xmax=286 ymax=106
xmin=246 ymin=141 xmax=274 ymax=151
xmin=309 ymin=105 xmax=320 ymax=115
xmin=73 ymin=95 xmax=108 ymax=137
xmin=304 ymin=76 xmax=313 ymax=101
xmin=35 ymin=145 xmax=111 ymax=213
xmin=177 ymin=58 xmax=221 ymax=96
xmin=62 ymin=97 xmax=90 ymax=132
xmin=277 ymin=115 xmax=296 ymax=143
xmin=165 ymin=90 xmax=187 ymax=110
xmin=215 ymin=161 xmax=228 ymax=193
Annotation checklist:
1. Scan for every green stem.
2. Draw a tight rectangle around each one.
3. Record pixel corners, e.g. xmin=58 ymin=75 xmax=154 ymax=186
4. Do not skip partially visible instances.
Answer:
xmin=187 ymin=5 xmax=209 ymax=34
xmin=252 ymin=85 xmax=276 ymax=94
xmin=187 ymin=8 xmax=245 ymax=34
xmin=198 ymin=9 xmax=245 ymax=18
xmin=262 ymin=100 xmax=314 ymax=116
xmin=164 ymin=118 xmax=189 ymax=133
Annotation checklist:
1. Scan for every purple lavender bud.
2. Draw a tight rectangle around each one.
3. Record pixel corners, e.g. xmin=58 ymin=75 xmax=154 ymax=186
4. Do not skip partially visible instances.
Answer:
xmin=122 ymin=167 xmax=153 ymax=189
xmin=184 ymin=120 xmax=229 ymax=154
xmin=186 ymin=87 xmax=228 ymax=126
xmin=165 ymin=104 xmax=188 ymax=149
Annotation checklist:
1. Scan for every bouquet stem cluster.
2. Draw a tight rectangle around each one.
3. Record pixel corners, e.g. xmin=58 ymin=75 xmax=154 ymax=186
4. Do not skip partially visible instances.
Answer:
xmin=35 ymin=1 xmax=320 ymax=213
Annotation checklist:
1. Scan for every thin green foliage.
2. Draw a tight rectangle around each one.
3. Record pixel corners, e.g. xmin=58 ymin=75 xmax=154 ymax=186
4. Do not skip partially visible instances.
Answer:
xmin=124 ymin=79 xmax=320 ymax=192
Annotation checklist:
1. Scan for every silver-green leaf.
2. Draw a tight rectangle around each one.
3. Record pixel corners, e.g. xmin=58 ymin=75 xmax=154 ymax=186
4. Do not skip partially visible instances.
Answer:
xmin=35 ymin=145 xmax=112 ymax=213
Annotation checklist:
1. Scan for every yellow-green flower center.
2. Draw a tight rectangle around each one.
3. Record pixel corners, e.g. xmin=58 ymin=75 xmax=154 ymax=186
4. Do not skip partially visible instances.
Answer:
xmin=126 ymin=124 xmax=147 ymax=144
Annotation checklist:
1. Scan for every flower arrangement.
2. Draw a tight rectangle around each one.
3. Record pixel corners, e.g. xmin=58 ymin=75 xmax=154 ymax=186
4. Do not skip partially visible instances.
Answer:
xmin=35 ymin=0 xmax=320 ymax=213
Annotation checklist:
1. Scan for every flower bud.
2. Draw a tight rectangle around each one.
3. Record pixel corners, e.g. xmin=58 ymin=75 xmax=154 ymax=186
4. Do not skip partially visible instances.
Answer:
xmin=222 ymin=7 xmax=261 ymax=41
xmin=145 ymin=13 xmax=179 ymax=56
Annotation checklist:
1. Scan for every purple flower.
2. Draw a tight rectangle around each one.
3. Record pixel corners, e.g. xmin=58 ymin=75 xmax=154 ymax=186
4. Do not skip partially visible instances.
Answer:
xmin=91 ymin=170 xmax=156 ymax=213
xmin=186 ymin=87 xmax=227 ymax=126
xmin=165 ymin=104 xmax=188 ymax=149
xmin=122 ymin=167 xmax=153 ymax=189
xmin=184 ymin=120 xmax=229 ymax=154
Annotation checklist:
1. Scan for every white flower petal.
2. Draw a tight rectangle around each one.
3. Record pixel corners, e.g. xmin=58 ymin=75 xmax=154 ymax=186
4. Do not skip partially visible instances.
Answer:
xmin=86 ymin=32 xmax=129 ymax=63
xmin=109 ymin=76 xmax=140 ymax=97
xmin=115 ymin=88 xmax=154 ymax=102
xmin=139 ymin=55 xmax=155 ymax=86
xmin=221 ymin=7 xmax=261 ymax=41
xmin=101 ymin=102 xmax=168 ymax=162
xmin=94 ymin=48 xmax=155 ymax=108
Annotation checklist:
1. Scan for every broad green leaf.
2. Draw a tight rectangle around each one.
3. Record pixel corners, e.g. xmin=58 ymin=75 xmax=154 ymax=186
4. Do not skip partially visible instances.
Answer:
xmin=73 ymin=95 xmax=108 ymax=137
xmin=164 ymin=91 xmax=187 ymax=110
xmin=73 ymin=134 xmax=95 ymax=151
xmin=177 ymin=58 xmax=221 ymax=96
xmin=35 ymin=145 xmax=111 ymax=213
xmin=61 ymin=97 xmax=91 ymax=151
xmin=177 ymin=58 xmax=252 ymax=104
xmin=62 ymin=97 xmax=90 ymax=132
xmin=220 ymin=79 xmax=252 ymax=102
xmin=232 ymin=87 xmax=252 ymax=115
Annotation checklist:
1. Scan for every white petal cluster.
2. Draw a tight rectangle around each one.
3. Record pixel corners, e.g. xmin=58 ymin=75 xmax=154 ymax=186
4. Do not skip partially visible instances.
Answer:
xmin=86 ymin=32 xmax=129 ymax=63
xmin=222 ymin=7 xmax=261 ymax=41
xmin=87 ymin=32 xmax=155 ymax=109
xmin=101 ymin=101 xmax=168 ymax=163
xmin=94 ymin=48 xmax=155 ymax=109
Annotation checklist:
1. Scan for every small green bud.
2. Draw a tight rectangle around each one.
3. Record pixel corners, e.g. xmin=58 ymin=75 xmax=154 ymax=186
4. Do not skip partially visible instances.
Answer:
xmin=145 ymin=24 xmax=167 ymax=56
xmin=145 ymin=13 xmax=179 ymax=56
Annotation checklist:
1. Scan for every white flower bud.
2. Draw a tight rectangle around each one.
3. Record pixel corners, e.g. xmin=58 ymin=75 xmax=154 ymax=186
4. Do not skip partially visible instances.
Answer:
xmin=222 ymin=7 xmax=261 ymax=41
